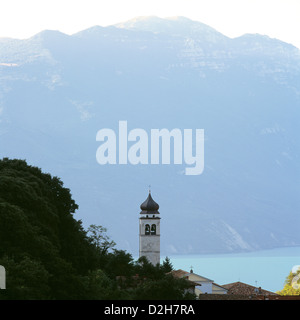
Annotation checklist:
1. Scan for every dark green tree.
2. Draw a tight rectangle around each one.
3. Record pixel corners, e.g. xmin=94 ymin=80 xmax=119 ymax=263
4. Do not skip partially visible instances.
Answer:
xmin=105 ymin=249 xmax=136 ymax=280
xmin=87 ymin=224 xmax=116 ymax=254
xmin=0 ymin=255 xmax=50 ymax=299
xmin=161 ymin=256 xmax=174 ymax=273
xmin=0 ymin=158 xmax=196 ymax=300
xmin=0 ymin=158 xmax=98 ymax=299
xmin=132 ymin=274 xmax=196 ymax=300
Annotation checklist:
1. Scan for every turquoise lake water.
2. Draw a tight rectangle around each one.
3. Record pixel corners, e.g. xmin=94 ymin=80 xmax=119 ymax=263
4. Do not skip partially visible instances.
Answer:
xmin=161 ymin=246 xmax=300 ymax=293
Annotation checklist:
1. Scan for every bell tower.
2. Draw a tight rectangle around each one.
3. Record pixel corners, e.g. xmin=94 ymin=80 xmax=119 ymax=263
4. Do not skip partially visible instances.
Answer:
xmin=139 ymin=190 xmax=160 ymax=265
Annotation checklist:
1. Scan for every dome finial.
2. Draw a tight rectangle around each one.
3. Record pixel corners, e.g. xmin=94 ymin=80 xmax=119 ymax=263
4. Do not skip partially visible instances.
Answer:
xmin=140 ymin=189 xmax=159 ymax=214
xmin=148 ymin=185 xmax=151 ymax=194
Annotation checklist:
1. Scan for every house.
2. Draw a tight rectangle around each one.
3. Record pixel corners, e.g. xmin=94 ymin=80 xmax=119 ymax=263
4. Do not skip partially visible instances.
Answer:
xmin=169 ymin=269 xmax=228 ymax=296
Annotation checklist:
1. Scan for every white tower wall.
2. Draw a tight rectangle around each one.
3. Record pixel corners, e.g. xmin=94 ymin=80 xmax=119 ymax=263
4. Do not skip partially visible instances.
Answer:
xmin=139 ymin=218 xmax=160 ymax=265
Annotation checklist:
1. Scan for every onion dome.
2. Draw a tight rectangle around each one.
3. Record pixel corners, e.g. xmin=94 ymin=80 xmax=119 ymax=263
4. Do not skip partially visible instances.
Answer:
xmin=140 ymin=192 xmax=159 ymax=214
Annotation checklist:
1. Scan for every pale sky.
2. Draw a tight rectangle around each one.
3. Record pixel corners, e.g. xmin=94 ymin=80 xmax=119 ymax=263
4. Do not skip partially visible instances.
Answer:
xmin=0 ymin=0 xmax=300 ymax=49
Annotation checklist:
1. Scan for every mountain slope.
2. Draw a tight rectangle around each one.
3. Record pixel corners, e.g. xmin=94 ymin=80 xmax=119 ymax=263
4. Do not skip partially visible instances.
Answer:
xmin=0 ymin=16 xmax=299 ymax=255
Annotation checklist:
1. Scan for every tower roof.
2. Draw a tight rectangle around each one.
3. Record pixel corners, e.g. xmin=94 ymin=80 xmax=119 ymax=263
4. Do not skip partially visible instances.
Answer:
xmin=140 ymin=192 xmax=159 ymax=214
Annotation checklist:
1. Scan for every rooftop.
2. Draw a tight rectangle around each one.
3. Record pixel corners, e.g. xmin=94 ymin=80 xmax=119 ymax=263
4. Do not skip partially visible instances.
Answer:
xmin=222 ymin=281 xmax=278 ymax=296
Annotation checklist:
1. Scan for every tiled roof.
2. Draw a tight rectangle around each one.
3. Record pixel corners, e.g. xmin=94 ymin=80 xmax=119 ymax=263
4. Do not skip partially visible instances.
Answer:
xmin=222 ymin=281 xmax=277 ymax=295
xmin=168 ymin=269 xmax=189 ymax=278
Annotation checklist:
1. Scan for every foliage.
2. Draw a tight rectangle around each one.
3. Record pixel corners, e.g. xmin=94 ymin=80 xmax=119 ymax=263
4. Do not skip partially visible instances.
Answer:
xmin=132 ymin=274 xmax=196 ymax=300
xmin=161 ymin=256 xmax=174 ymax=273
xmin=87 ymin=224 xmax=116 ymax=254
xmin=0 ymin=255 xmax=50 ymax=299
xmin=129 ymin=256 xmax=195 ymax=300
xmin=277 ymin=268 xmax=300 ymax=296
xmin=0 ymin=158 xmax=98 ymax=299
xmin=0 ymin=158 xmax=195 ymax=300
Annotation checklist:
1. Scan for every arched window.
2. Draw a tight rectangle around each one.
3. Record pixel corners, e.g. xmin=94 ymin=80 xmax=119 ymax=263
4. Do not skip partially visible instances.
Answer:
xmin=151 ymin=224 xmax=156 ymax=235
xmin=145 ymin=224 xmax=150 ymax=235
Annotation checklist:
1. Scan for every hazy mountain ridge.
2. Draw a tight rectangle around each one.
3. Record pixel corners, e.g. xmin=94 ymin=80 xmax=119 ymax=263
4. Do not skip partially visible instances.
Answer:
xmin=2 ymin=16 xmax=299 ymax=91
xmin=0 ymin=16 xmax=299 ymax=254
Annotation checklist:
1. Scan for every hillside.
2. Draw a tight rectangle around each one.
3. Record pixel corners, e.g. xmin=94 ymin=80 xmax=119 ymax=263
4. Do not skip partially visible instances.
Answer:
xmin=0 ymin=16 xmax=299 ymax=254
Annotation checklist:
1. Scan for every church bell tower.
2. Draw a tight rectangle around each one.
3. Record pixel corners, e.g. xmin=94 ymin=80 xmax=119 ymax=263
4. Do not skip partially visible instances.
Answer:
xmin=139 ymin=190 xmax=160 ymax=265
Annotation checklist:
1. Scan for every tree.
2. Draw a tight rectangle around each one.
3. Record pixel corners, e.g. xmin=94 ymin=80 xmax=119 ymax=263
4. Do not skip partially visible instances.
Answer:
xmin=0 ymin=158 xmax=99 ymax=299
xmin=82 ymin=269 xmax=120 ymax=299
xmin=161 ymin=256 xmax=174 ymax=273
xmin=105 ymin=249 xmax=135 ymax=279
xmin=87 ymin=224 xmax=116 ymax=254
xmin=131 ymin=274 xmax=196 ymax=300
xmin=0 ymin=158 xmax=196 ymax=300
xmin=0 ymin=255 xmax=50 ymax=299
xmin=126 ymin=256 xmax=196 ymax=299
xmin=277 ymin=268 xmax=300 ymax=296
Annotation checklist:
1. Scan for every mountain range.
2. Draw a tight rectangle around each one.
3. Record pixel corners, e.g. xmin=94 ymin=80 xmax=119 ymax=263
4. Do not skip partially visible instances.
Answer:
xmin=1 ymin=16 xmax=299 ymax=255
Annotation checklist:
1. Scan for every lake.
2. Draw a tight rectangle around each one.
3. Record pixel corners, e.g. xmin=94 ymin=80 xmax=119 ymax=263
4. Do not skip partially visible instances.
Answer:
xmin=162 ymin=246 xmax=300 ymax=293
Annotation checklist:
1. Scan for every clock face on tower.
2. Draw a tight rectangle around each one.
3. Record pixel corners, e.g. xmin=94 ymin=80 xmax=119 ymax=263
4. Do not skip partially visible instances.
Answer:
xmin=144 ymin=242 xmax=154 ymax=250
